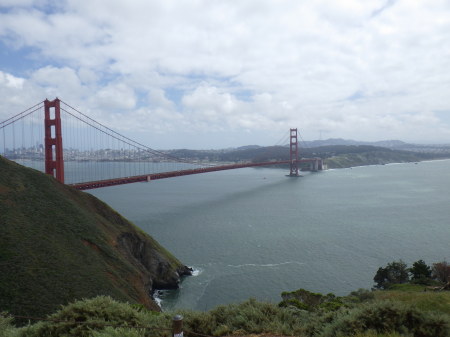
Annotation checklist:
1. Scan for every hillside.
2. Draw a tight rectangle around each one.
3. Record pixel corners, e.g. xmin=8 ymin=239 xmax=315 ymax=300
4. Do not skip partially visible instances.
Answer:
xmin=0 ymin=156 xmax=191 ymax=318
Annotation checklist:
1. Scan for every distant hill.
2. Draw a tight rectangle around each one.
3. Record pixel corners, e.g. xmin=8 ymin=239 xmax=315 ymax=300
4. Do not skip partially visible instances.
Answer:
xmin=301 ymin=138 xmax=450 ymax=154
xmin=0 ymin=156 xmax=191 ymax=318
xmin=300 ymin=138 xmax=407 ymax=148
xmin=166 ymin=144 xmax=448 ymax=169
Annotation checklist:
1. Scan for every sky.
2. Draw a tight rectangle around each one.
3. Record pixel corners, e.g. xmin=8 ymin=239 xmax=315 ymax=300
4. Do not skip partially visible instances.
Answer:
xmin=0 ymin=0 xmax=450 ymax=149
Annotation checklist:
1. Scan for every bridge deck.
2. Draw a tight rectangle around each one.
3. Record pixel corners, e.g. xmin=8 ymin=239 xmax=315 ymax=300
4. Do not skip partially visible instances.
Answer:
xmin=70 ymin=159 xmax=321 ymax=190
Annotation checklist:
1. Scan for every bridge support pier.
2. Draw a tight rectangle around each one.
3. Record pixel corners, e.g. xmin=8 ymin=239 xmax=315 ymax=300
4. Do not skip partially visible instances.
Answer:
xmin=44 ymin=98 xmax=64 ymax=184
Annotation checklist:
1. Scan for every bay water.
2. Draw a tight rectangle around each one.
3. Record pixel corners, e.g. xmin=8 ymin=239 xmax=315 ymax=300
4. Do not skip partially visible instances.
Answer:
xmin=86 ymin=160 xmax=450 ymax=311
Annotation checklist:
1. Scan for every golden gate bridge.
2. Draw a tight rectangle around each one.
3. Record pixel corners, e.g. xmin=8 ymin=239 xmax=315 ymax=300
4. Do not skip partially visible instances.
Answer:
xmin=0 ymin=98 xmax=323 ymax=190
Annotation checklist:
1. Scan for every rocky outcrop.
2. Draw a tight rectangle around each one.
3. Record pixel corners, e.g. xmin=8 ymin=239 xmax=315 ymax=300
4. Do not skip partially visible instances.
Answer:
xmin=118 ymin=232 xmax=192 ymax=293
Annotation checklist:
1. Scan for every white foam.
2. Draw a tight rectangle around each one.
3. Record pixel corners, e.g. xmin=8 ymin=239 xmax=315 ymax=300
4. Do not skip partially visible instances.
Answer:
xmin=153 ymin=290 xmax=164 ymax=308
xmin=190 ymin=266 xmax=203 ymax=276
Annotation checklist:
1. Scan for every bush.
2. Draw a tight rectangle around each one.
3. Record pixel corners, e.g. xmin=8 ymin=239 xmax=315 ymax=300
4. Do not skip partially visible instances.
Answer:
xmin=22 ymin=296 xmax=161 ymax=337
xmin=180 ymin=298 xmax=307 ymax=336
xmin=279 ymin=289 xmax=344 ymax=312
xmin=347 ymin=289 xmax=375 ymax=303
xmin=0 ymin=313 xmax=21 ymax=337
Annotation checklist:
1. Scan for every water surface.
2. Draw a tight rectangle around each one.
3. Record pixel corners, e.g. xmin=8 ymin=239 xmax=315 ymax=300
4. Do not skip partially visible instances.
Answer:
xmin=89 ymin=160 xmax=450 ymax=310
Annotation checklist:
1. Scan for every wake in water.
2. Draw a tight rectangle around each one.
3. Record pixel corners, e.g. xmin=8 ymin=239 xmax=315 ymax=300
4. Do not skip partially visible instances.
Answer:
xmin=227 ymin=261 xmax=305 ymax=268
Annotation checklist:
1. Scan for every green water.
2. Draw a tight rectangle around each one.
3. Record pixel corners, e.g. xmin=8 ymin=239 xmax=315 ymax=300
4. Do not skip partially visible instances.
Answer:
xmin=90 ymin=160 xmax=450 ymax=311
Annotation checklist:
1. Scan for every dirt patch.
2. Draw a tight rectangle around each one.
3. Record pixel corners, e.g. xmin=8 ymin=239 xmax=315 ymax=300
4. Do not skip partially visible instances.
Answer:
xmin=82 ymin=239 xmax=101 ymax=252
xmin=0 ymin=185 xmax=11 ymax=194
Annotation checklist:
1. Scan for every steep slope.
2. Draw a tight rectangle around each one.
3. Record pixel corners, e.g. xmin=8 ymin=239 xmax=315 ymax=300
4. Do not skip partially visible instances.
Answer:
xmin=0 ymin=156 xmax=191 ymax=318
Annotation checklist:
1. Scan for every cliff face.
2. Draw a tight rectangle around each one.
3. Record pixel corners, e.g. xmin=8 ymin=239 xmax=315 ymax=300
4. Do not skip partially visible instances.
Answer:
xmin=0 ymin=156 xmax=190 ymax=317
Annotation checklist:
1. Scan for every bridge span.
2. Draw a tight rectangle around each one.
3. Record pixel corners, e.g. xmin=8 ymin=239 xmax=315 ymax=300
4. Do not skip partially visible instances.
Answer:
xmin=70 ymin=158 xmax=324 ymax=190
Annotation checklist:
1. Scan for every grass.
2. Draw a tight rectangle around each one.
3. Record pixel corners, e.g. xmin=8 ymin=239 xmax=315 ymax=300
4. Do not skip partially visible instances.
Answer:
xmin=374 ymin=288 xmax=450 ymax=316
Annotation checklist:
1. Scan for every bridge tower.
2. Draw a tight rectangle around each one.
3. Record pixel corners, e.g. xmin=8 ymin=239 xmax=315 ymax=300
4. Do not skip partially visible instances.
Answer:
xmin=44 ymin=98 xmax=64 ymax=184
xmin=289 ymin=128 xmax=299 ymax=176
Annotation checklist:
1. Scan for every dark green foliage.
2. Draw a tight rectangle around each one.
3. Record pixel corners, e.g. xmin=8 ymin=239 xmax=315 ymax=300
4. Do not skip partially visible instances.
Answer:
xmin=278 ymin=298 xmax=311 ymax=310
xmin=409 ymin=260 xmax=432 ymax=285
xmin=279 ymin=289 xmax=345 ymax=312
xmin=374 ymin=260 xmax=409 ymax=289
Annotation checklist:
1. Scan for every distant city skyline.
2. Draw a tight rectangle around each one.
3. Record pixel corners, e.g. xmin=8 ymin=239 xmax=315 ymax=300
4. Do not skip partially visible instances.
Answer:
xmin=1 ymin=1 xmax=450 ymax=149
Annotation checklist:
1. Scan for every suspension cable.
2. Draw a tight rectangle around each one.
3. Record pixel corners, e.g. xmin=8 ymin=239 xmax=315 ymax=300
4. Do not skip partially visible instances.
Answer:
xmin=0 ymin=101 xmax=44 ymax=126
xmin=60 ymin=101 xmax=214 ymax=166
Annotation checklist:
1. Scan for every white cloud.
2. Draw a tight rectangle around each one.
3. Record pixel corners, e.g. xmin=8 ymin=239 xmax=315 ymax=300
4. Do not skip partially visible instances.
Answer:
xmin=93 ymin=83 xmax=136 ymax=110
xmin=0 ymin=71 xmax=24 ymax=89
xmin=0 ymin=0 xmax=450 ymax=147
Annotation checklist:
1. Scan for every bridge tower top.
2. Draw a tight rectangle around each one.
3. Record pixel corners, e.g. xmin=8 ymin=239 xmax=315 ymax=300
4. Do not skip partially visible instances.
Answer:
xmin=289 ymin=128 xmax=299 ymax=176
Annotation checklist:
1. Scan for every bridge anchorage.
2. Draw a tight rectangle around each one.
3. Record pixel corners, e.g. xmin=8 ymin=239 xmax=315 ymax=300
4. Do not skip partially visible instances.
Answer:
xmin=1 ymin=98 xmax=323 ymax=190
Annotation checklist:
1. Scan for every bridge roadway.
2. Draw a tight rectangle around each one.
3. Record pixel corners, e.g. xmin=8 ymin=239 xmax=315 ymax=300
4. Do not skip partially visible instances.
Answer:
xmin=70 ymin=158 xmax=322 ymax=190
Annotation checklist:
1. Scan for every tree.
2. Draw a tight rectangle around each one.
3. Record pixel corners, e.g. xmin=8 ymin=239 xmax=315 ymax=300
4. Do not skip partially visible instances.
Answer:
xmin=409 ymin=259 xmax=432 ymax=284
xmin=432 ymin=261 xmax=450 ymax=283
xmin=373 ymin=260 xmax=409 ymax=289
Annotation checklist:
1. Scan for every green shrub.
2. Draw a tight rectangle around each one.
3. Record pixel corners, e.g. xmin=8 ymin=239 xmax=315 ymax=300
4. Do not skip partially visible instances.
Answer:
xmin=280 ymin=289 xmax=345 ymax=312
xmin=23 ymin=296 xmax=159 ymax=337
xmin=91 ymin=327 xmax=145 ymax=337
xmin=279 ymin=298 xmax=311 ymax=310
xmin=347 ymin=289 xmax=375 ymax=303
xmin=0 ymin=313 xmax=21 ymax=337
xmin=179 ymin=298 xmax=308 ymax=336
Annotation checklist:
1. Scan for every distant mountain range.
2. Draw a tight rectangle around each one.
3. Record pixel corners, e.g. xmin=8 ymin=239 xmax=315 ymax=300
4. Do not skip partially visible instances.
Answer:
xmin=165 ymin=138 xmax=450 ymax=168
xmin=300 ymin=138 xmax=407 ymax=148
xmin=232 ymin=139 xmax=450 ymax=154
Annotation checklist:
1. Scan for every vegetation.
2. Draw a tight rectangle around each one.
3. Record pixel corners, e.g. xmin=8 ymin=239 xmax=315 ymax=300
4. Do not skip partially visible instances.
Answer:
xmin=1 ymin=259 xmax=449 ymax=336
xmin=0 ymin=156 xmax=189 ymax=319
xmin=373 ymin=260 xmax=410 ymax=289
xmin=373 ymin=259 xmax=450 ymax=289
xmin=409 ymin=260 xmax=432 ymax=284
xmin=279 ymin=288 xmax=345 ymax=312
xmin=0 ymin=287 xmax=448 ymax=337
xmin=432 ymin=261 xmax=450 ymax=283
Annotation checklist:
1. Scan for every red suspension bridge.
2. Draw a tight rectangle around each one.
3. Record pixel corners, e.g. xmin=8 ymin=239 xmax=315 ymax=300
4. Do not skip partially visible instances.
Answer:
xmin=0 ymin=98 xmax=323 ymax=190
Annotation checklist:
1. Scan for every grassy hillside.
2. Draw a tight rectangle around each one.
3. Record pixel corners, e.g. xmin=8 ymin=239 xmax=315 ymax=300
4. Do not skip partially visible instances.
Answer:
xmin=0 ymin=156 xmax=190 ymax=318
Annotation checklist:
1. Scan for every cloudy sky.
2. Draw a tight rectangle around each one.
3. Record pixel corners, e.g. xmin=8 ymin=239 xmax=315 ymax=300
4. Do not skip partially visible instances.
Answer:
xmin=1 ymin=0 xmax=450 ymax=148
